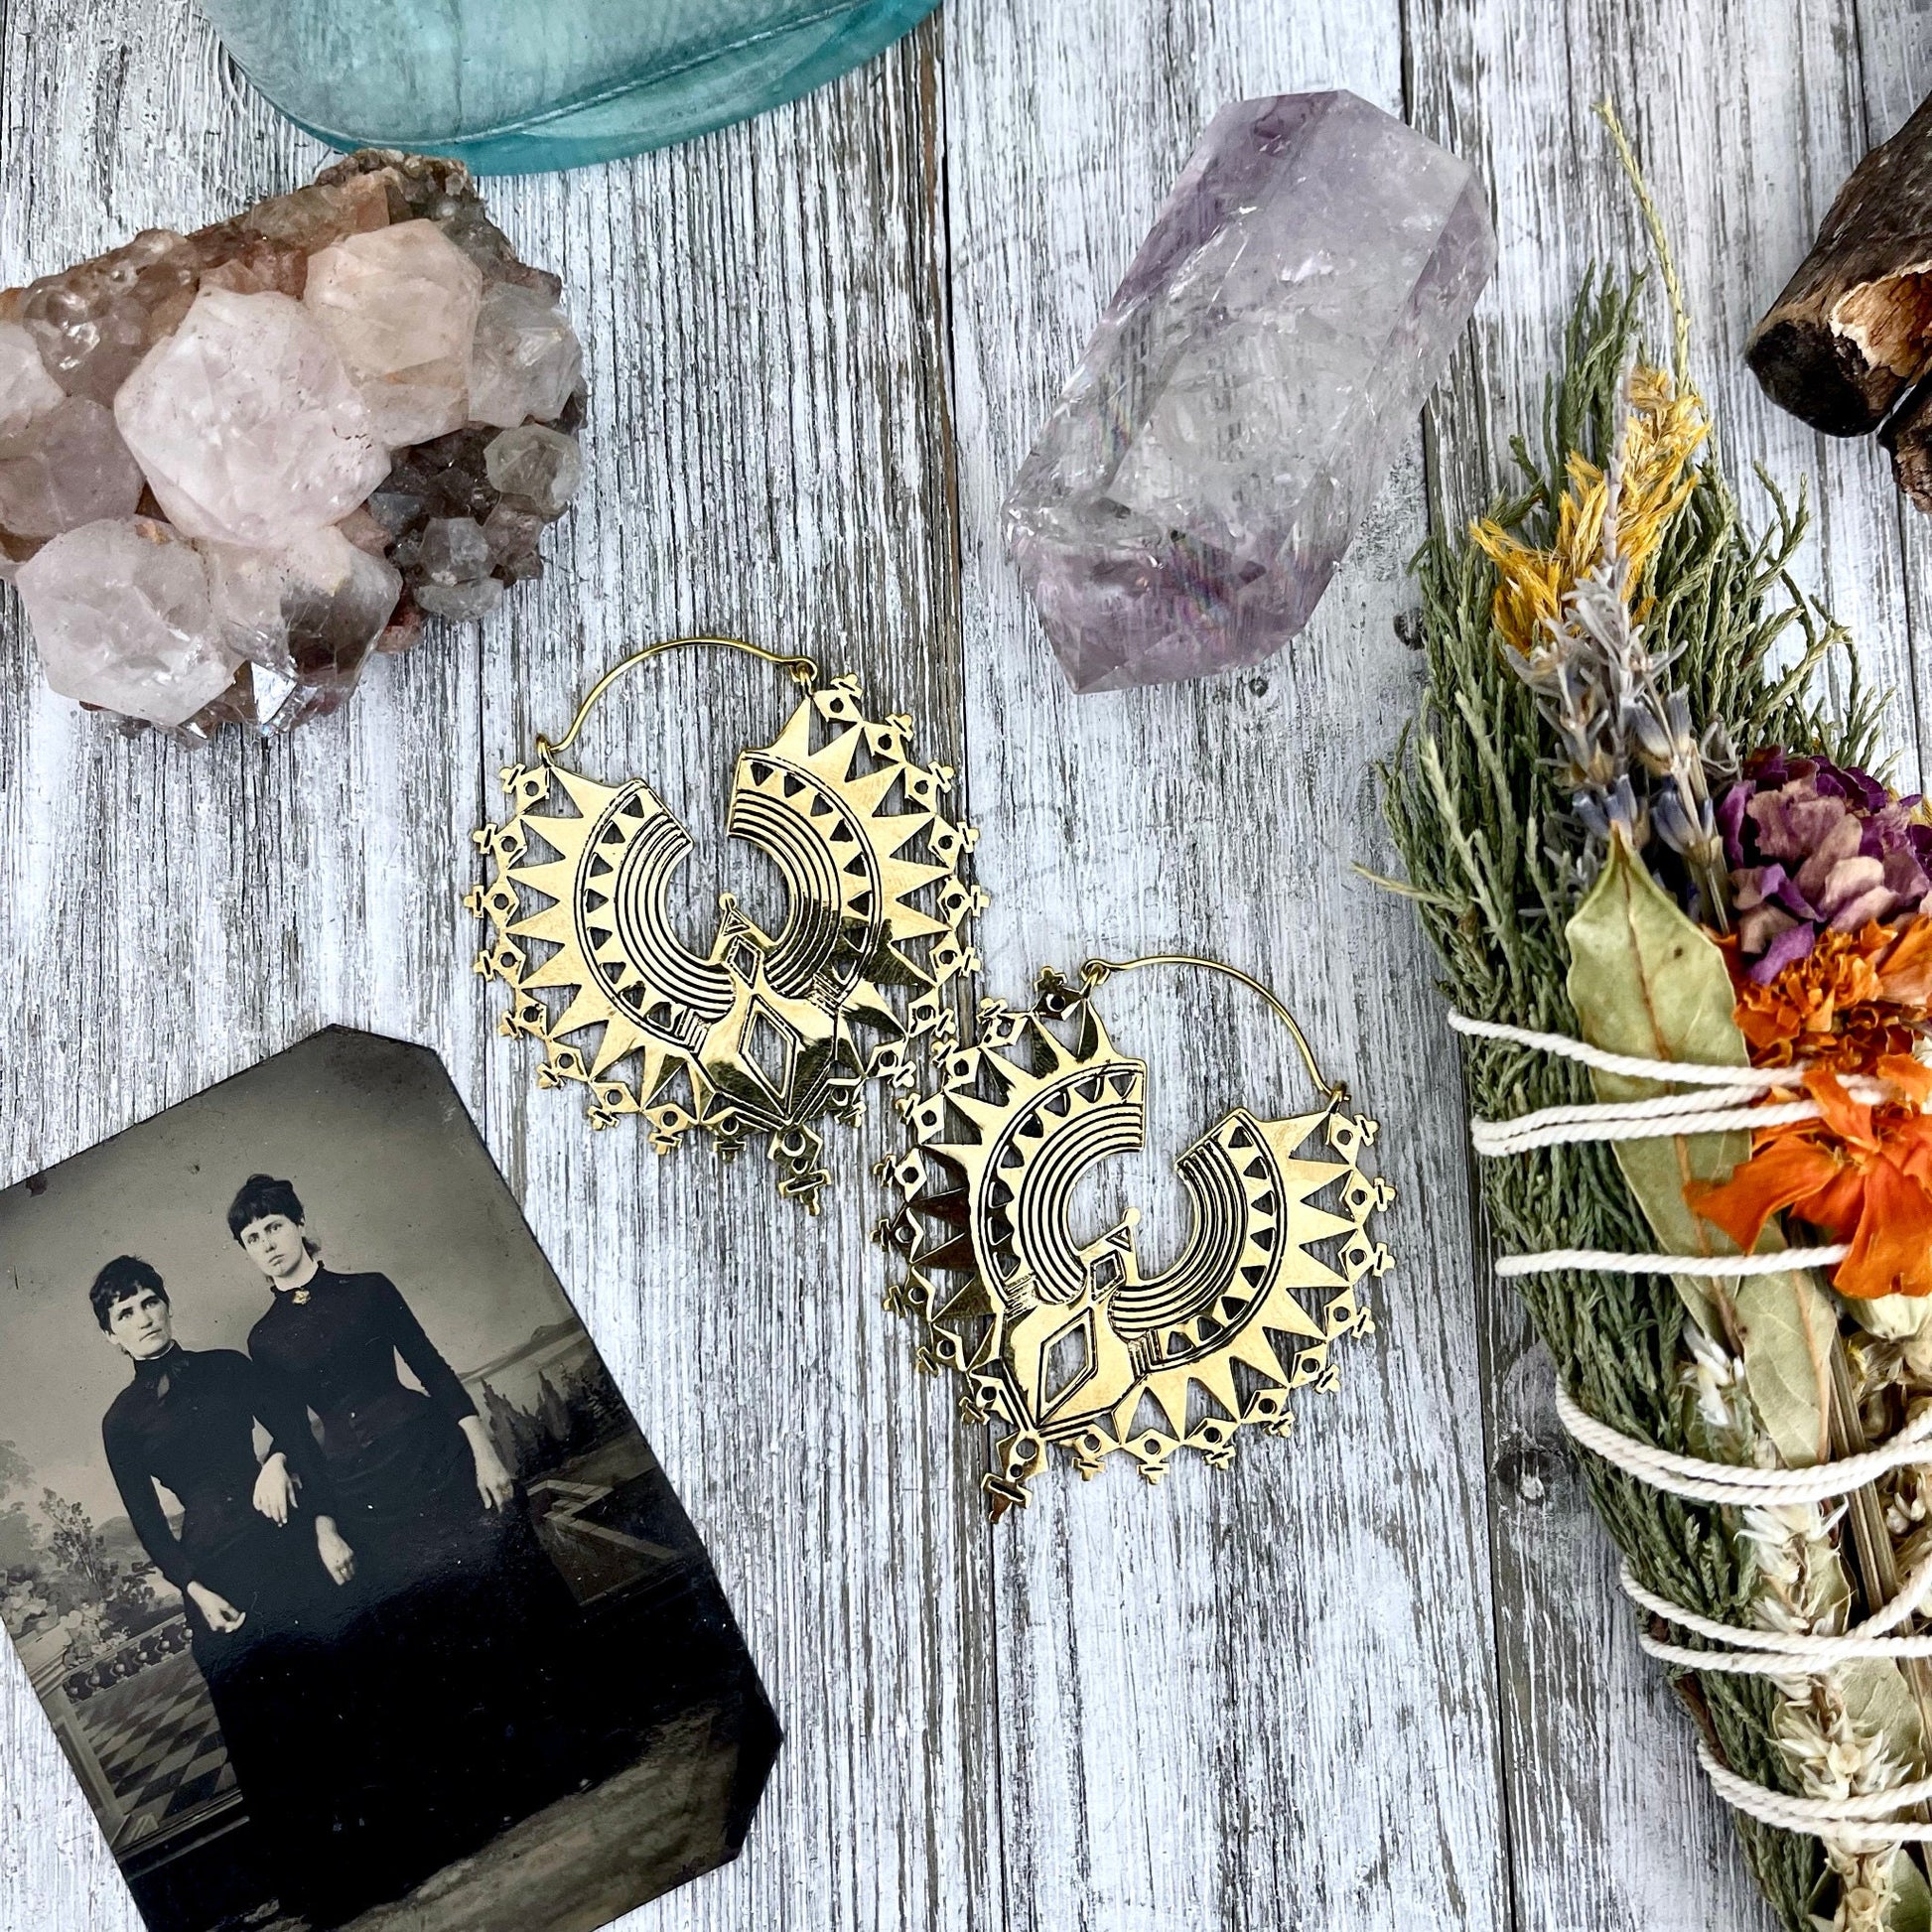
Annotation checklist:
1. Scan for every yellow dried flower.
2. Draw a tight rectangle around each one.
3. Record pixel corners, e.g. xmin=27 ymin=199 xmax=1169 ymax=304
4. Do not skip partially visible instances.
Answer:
xmin=1472 ymin=363 xmax=1710 ymax=655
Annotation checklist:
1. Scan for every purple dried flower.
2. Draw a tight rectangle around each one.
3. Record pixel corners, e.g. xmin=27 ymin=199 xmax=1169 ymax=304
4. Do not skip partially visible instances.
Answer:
xmin=1725 ymin=752 xmax=1932 ymax=978
xmin=1718 ymin=781 xmax=1749 ymax=867
xmin=1754 ymin=919 xmax=1818 ymax=982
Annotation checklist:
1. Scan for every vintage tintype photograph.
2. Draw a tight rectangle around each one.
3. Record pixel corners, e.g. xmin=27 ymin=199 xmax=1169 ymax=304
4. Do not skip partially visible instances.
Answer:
xmin=0 ymin=1029 xmax=777 ymax=1932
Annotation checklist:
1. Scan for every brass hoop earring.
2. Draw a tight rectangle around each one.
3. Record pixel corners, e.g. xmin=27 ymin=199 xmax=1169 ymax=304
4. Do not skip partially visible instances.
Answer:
xmin=878 ymin=954 xmax=1395 ymax=1514
xmin=469 ymin=635 xmax=987 ymax=1210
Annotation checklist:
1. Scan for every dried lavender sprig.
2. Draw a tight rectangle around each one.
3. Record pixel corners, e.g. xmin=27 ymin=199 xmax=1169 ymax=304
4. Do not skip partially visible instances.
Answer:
xmin=1501 ymin=370 xmax=1734 ymax=923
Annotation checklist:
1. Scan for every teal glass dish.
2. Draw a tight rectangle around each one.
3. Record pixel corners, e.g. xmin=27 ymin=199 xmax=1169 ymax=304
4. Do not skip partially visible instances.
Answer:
xmin=198 ymin=0 xmax=940 ymax=175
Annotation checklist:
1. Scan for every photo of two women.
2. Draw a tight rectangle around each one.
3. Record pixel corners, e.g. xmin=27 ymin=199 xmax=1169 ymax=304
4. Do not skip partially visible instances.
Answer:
xmin=0 ymin=1031 xmax=778 ymax=1932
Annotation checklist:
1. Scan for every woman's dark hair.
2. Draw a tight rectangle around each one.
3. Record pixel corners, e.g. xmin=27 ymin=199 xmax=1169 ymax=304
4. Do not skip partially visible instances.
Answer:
xmin=90 ymin=1256 xmax=168 ymax=1331
xmin=226 ymin=1173 xmax=306 ymax=1243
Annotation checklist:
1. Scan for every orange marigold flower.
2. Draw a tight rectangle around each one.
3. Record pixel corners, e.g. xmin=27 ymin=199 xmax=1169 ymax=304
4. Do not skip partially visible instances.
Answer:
xmin=1876 ymin=913 xmax=1932 ymax=1008
xmin=1692 ymin=1069 xmax=1932 ymax=1299
xmin=1725 ymin=920 xmax=1925 ymax=1071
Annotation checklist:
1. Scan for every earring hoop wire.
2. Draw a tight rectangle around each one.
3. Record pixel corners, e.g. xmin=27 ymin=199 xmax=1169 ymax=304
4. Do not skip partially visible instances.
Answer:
xmin=1077 ymin=953 xmax=1345 ymax=1107
xmin=535 ymin=633 xmax=820 ymax=762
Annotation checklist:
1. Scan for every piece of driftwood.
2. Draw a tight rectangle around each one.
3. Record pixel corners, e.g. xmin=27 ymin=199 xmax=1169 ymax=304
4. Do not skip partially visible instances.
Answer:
xmin=1879 ymin=376 xmax=1932 ymax=508
xmin=1747 ymin=88 xmax=1932 ymax=435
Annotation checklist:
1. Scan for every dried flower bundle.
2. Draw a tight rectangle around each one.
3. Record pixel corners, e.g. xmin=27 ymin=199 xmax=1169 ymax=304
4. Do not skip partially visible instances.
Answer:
xmin=1378 ymin=125 xmax=1932 ymax=1926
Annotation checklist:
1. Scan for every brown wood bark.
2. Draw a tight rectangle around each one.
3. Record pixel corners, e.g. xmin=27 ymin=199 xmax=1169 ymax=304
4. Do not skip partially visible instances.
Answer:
xmin=1747 ymin=88 xmax=1932 ymax=435
xmin=1881 ymin=375 xmax=1932 ymax=509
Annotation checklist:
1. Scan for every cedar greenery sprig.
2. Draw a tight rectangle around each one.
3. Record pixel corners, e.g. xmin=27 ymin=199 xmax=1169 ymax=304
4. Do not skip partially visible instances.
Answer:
xmin=1378 ymin=267 xmax=1879 ymax=1930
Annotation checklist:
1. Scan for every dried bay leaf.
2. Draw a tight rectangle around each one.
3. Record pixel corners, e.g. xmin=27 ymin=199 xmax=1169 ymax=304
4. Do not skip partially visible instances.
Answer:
xmin=1563 ymin=832 xmax=1832 ymax=1467
xmin=1727 ymin=1271 xmax=1839 ymax=1473
xmin=1883 ymin=1850 xmax=1932 ymax=1932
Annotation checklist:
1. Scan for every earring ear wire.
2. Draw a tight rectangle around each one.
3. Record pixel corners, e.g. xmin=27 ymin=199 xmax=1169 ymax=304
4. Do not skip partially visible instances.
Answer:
xmin=1067 ymin=952 xmax=1347 ymax=1107
xmin=532 ymin=633 xmax=819 ymax=762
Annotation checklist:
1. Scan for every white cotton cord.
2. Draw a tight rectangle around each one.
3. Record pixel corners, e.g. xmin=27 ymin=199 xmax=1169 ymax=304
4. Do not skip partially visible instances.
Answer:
xmin=1472 ymin=1095 xmax=1825 ymax=1157
xmin=1477 ymin=1084 xmax=1769 ymax=1137
xmin=1626 ymin=1555 xmax=1932 ymax=1639
xmin=1555 ymin=1386 xmax=1932 ymax=1505
xmin=1455 ymin=1013 xmax=1896 ymax=1159
xmin=1449 ymin=1012 xmax=1812 ymax=1089
xmin=1559 ymin=1394 xmax=1932 ymax=1843
xmin=1497 ymin=1244 xmax=1850 ymax=1281
xmin=1638 ymin=1630 xmax=1932 ymax=1674
xmin=1561 ymin=1401 xmax=1932 ymax=1843
xmin=1473 ymin=1013 xmax=1863 ymax=1274
xmin=1620 ymin=1558 xmax=1932 ymax=1673
xmin=1464 ymin=1009 xmax=1932 ymax=1843
xmin=1695 ymin=1746 xmax=1932 ymax=1823
xmin=1697 ymin=1743 xmax=1932 ymax=1847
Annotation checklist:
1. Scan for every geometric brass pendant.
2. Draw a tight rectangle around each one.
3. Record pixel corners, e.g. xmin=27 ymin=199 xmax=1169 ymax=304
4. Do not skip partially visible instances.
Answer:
xmin=877 ymin=957 xmax=1395 ymax=1514
xmin=469 ymin=637 xmax=988 ymax=1210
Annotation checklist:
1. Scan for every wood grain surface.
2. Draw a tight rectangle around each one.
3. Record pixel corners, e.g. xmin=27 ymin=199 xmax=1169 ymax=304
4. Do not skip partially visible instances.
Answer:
xmin=1 ymin=1 xmax=1928 ymax=1927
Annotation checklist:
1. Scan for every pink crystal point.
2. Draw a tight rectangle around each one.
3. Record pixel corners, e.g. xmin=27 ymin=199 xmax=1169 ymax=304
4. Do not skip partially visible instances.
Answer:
xmin=469 ymin=282 xmax=583 ymax=430
xmin=0 ymin=322 xmax=62 ymax=438
xmin=1004 ymin=91 xmax=1496 ymax=692
xmin=0 ymin=397 xmax=145 ymax=538
xmin=303 ymin=219 xmax=484 ymax=446
xmin=17 ymin=229 xmax=203 ymax=404
xmin=204 ymin=525 xmax=402 ymax=665
xmin=112 ymin=287 xmax=389 ymax=548
xmin=16 ymin=518 xmax=241 ymax=727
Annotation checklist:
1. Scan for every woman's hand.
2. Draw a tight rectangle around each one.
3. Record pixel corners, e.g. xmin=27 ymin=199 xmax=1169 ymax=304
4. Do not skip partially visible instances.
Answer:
xmin=315 ymin=1516 xmax=355 ymax=1587
xmin=460 ymin=1417 xmax=517 ymax=1511
xmin=185 ymin=1582 xmax=245 ymax=1634
xmin=252 ymin=1451 xmax=298 ymax=1526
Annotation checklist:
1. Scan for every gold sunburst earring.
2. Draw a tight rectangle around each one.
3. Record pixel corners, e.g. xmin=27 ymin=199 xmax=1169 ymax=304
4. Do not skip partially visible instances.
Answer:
xmin=468 ymin=635 xmax=987 ymax=1210
xmin=877 ymin=954 xmax=1396 ymax=1515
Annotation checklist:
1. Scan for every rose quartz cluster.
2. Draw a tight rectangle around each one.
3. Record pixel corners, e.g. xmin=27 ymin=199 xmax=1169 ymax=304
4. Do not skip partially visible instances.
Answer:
xmin=1 ymin=152 xmax=584 ymax=738
xmin=113 ymin=287 xmax=390 ymax=545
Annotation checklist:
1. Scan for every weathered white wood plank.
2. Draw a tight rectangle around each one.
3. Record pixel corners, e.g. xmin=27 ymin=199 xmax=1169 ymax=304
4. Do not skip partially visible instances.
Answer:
xmin=472 ymin=20 xmax=1002 ymax=1932
xmin=0 ymin=7 xmax=999 ymax=1932
xmin=940 ymin=5 xmax=1509 ymax=1928
xmin=1853 ymin=8 xmax=1932 ymax=800
xmin=1405 ymin=0 xmax=1930 ymax=1925
xmin=7 ymin=0 xmax=1930 ymax=1926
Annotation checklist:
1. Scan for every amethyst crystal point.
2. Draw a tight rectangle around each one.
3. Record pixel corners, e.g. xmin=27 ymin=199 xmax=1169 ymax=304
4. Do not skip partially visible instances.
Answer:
xmin=0 ymin=149 xmax=584 ymax=740
xmin=1004 ymin=91 xmax=1495 ymax=692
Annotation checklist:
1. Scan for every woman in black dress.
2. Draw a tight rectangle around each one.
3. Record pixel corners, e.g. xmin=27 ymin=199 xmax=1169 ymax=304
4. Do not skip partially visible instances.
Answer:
xmin=94 ymin=1256 xmax=347 ymax=1923
xmin=229 ymin=1174 xmax=587 ymax=1894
